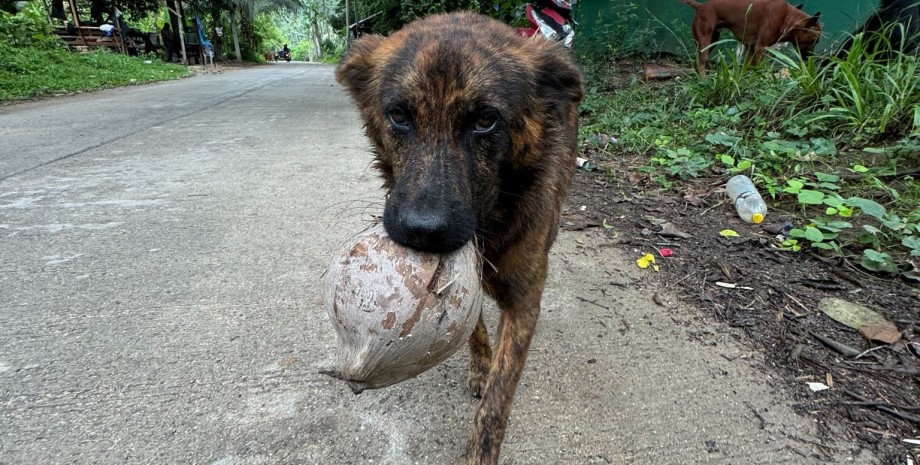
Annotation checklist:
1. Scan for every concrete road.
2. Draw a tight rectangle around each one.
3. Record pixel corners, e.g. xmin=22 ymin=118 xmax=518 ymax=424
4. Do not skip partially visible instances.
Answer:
xmin=0 ymin=64 xmax=872 ymax=464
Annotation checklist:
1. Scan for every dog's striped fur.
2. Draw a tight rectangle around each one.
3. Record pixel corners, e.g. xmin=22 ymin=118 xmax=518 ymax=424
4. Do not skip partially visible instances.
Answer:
xmin=336 ymin=12 xmax=584 ymax=465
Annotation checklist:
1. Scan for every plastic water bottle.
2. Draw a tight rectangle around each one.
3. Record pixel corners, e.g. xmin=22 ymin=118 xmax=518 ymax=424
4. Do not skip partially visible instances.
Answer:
xmin=725 ymin=175 xmax=767 ymax=224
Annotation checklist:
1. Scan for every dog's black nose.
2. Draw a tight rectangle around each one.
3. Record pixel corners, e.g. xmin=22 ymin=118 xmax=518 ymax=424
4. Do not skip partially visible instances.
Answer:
xmin=383 ymin=200 xmax=475 ymax=254
xmin=385 ymin=207 xmax=471 ymax=253
xmin=402 ymin=209 xmax=450 ymax=246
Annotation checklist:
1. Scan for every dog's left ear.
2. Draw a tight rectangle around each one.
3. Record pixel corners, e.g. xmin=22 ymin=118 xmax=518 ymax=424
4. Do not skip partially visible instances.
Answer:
xmin=336 ymin=34 xmax=386 ymax=101
xmin=806 ymin=12 xmax=821 ymax=27
xmin=794 ymin=3 xmax=804 ymax=10
xmin=534 ymin=45 xmax=585 ymax=110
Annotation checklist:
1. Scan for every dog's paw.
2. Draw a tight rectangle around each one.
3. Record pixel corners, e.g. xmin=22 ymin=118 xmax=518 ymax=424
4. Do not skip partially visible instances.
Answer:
xmin=460 ymin=449 xmax=500 ymax=465
xmin=467 ymin=357 xmax=490 ymax=398
xmin=467 ymin=369 xmax=486 ymax=398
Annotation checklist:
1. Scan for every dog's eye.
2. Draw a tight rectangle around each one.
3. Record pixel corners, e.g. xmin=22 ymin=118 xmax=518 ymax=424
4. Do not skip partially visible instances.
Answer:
xmin=388 ymin=109 xmax=409 ymax=128
xmin=474 ymin=113 xmax=498 ymax=132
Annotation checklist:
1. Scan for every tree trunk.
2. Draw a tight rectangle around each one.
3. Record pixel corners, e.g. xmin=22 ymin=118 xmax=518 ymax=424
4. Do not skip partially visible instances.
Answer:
xmin=165 ymin=0 xmax=179 ymax=36
xmin=209 ymin=4 xmax=222 ymax=60
xmin=311 ymin=17 xmax=322 ymax=61
xmin=230 ymin=8 xmax=241 ymax=62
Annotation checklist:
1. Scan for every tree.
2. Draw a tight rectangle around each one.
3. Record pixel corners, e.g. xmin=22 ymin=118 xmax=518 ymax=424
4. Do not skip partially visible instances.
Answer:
xmin=354 ymin=0 xmax=519 ymax=35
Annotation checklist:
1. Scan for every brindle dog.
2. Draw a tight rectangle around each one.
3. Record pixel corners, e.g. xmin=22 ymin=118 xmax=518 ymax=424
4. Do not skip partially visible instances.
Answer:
xmin=336 ymin=12 xmax=584 ymax=465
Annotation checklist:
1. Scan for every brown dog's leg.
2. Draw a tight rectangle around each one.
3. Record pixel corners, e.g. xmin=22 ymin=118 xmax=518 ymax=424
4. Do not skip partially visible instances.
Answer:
xmin=465 ymin=250 xmax=547 ymax=465
xmin=467 ymin=313 xmax=491 ymax=398
xmin=748 ymin=43 xmax=766 ymax=66
xmin=692 ymin=19 xmax=717 ymax=75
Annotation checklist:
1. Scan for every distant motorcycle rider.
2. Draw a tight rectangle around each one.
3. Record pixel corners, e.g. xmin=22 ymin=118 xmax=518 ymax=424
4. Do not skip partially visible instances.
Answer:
xmin=279 ymin=44 xmax=292 ymax=62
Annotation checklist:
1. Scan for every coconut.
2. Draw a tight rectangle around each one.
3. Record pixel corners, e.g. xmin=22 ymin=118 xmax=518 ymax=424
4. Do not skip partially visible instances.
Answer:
xmin=322 ymin=223 xmax=482 ymax=394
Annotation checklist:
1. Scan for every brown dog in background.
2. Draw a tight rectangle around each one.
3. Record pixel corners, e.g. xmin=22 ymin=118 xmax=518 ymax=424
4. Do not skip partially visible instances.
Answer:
xmin=336 ymin=12 xmax=583 ymax=465
xmin=679 ymin=0 xmax=822 ymax=74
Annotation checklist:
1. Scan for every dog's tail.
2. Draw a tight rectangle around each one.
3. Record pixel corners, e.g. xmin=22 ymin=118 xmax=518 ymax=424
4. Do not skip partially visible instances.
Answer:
xmin=677 ymin=0 xmax=703 ymax=9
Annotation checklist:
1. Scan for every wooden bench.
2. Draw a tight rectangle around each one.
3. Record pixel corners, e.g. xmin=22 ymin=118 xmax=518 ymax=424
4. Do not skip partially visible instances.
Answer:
xmin=54 ymin=26 xmax=124 ymax=52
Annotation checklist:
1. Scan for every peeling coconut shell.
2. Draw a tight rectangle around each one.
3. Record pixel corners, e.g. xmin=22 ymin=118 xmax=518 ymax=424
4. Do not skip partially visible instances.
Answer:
xmin=322 ymin=223 xmax=482 ymax=394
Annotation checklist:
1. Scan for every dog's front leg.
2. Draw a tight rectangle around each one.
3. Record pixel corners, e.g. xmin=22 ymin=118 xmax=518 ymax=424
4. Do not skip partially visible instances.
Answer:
xmin=464 ymin=260 xmax=546 ymax=465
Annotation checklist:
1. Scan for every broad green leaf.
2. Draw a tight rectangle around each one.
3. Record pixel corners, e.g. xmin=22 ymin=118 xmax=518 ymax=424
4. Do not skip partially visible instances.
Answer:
xmin=804 ymin=226 xmax=824 ymax=243
xmin=810 ymin=138 xmax=837 ymax=156
xmin=903 ymin=236 xmax=920 ymax=255
xmin=798 ymin=189 xmax=826 ymax=204
xmin=826 ymin=207 xmax=838 ymax=215
xmin=850 ymin=164 xmax=869 ymax=173
xmin=882 ymin=216 xmax=903 ymax=230
xmin=707 ymin=132 xmax=741 ymax=147
xmin=736 ymin=160 xmax=752 ymax=171
xmin=815 ymin=172 xmax=840 ymax=183
xmin=784 ymin=179 xmax=805 ymax=194
xmin=862 ymin=225 xmax=882 ymax=235
xmin=823 ymin=196 xmax=843 ymax=208
xmin=719 ymin=229 xmax=740 ymax=238
xmin=861 ymin=249 xmax=897 ymax=274
xmin=720 ymin=154 xmax=735 ymax=166
xmin=762 ymin=139 xmax=803 ymax=154
xmin=846 ymin=197 xmax=887 ymax=219
xmin=822 ymin=221 xmax=852 ymax=231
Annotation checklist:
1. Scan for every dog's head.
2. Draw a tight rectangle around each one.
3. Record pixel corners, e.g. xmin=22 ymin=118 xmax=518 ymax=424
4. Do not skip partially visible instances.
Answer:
xmin=336 ymin=12 xmax=583 ymax=254
xmin=786 ymin=9 xmax=822 ymax=57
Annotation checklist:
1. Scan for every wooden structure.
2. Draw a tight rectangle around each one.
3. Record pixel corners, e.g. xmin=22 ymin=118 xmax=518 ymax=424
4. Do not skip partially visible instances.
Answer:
xmin=54 ymin=25 xmax=125 ymax=52
xmin=51 ymin=0 xmax=127 ymax=53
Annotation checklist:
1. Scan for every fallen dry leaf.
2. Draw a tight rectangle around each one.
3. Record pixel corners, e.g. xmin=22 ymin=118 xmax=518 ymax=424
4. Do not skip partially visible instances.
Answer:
xmin=683 ymin=193 xmax=703 ymax=206
xmin=858 ymin=321 xmax=902 ymax=344
xmin=657 ymin=222 xmax=692 ymax=239
xmin=628 ymin=172 xmax=647 ymax=185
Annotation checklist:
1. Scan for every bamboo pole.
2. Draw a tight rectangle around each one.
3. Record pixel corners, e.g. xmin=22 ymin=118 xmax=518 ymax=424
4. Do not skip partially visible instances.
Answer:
xmin=167 ymin=3 xmax=187 ymax=64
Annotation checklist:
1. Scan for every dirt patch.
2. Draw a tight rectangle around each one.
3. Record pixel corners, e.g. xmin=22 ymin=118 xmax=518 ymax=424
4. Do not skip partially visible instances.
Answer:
xmin=563 ymin=153 xmax=920 ymax=463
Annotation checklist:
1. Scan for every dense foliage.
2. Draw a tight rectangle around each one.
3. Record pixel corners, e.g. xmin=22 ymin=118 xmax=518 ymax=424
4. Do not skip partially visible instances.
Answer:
xmin=0 ymin=1 xmax=187 ymax=101
xmin=353 ymin=0 xmax=523 ymax=35
xmin=579 ymin=24 xmax=920 ymax=278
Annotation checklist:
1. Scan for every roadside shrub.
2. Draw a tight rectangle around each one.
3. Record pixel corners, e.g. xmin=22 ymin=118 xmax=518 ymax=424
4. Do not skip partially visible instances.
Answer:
xmin=579 ymin=23 xmax=920 ymax=273
xmin=0 ymin=1 xmax=60 ymax=50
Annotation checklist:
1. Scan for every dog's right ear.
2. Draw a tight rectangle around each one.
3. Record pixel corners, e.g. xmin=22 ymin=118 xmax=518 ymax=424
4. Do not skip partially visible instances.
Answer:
xmin=794 ymin=3 xmax=804 ymax=9
xmin=336 ymin=35 xmax=386 ymax=100
xmin=534 ymin=44 xmax=585 ymax=111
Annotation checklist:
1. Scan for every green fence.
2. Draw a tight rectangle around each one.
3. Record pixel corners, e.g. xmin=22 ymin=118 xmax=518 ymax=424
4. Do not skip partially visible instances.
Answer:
xmin=575 ymin=0 xmax=882 ymax=55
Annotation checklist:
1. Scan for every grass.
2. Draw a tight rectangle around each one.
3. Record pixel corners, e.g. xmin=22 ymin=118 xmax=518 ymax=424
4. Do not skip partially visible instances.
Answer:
xmin=0 ymin=43 xmax=190 ymax=102
xmin=0 ymin=2 xmax=189 ymax=102
xmin=578 ymin=25 xmax=920 ymax=279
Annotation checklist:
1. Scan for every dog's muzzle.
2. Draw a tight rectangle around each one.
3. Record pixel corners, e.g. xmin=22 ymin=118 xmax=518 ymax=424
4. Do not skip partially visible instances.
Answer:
xmin=383 ymin=192 xmax=475 ymax=254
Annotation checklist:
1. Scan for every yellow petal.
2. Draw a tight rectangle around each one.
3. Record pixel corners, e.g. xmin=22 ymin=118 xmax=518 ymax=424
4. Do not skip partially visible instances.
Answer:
xmin=636 ymin=253 xmax=656 ymax=269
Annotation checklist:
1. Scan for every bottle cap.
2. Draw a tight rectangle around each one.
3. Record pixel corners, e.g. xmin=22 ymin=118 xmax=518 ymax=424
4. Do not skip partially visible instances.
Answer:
xmin=752 ymin=213 xmax=764 ymax=224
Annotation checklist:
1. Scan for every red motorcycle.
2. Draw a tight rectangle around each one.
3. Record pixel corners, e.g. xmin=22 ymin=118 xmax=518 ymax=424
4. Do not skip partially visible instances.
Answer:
xmin=516 ymin=0 xmax=576 ymax=48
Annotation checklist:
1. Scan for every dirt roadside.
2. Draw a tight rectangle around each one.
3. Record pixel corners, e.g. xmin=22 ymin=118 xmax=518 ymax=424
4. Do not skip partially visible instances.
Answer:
xmin=560 ymin=160 xmax=920 ymax=464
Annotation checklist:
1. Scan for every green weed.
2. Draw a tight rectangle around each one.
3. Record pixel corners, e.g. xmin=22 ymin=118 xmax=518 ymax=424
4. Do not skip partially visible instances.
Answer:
xmin=577 ymin=23 xmax=920 ymax=277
